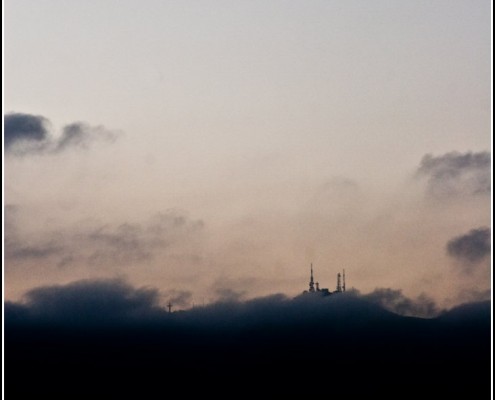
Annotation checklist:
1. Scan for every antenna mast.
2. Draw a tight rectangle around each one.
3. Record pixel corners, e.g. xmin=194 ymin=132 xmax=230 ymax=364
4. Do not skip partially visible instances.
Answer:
xmin=309 ymin=263 xmax=315 ymax=292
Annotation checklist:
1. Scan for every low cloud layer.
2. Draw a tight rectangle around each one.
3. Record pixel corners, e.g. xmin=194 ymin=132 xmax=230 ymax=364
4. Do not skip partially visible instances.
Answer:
xmin=4 ymin=112 xmax=117 ymax=155
xmin=5 ymin=278 xmax=480 ymax=328
xmin=416 ymin=151 xmax=490 ymax=198
xmin=447 ymin=227 xmax=491 ymax=271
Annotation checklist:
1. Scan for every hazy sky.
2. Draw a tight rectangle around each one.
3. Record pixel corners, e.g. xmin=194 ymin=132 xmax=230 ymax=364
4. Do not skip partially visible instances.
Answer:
xmin=4 ymin=0 xmax=491 ymax=308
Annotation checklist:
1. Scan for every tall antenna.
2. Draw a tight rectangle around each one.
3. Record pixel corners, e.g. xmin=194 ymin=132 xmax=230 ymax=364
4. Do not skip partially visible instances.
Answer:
xmin=167 ymin=302 xmax=172 ymax=313
xmin=336 ymin=272 xmax=342 ymax=292
xmin=309 ymin=263 xmax=315 ymax=292
xmin=343 ymin=269 xmax=346 ymax=292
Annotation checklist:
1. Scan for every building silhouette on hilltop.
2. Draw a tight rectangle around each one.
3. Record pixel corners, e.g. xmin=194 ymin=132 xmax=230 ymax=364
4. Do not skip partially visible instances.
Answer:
xmin=302 ymin=263 xmax=345 ymax=296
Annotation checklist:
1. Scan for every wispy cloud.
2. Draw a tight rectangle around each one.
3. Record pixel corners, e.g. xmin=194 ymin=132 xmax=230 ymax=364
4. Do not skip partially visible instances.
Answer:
xmin=5 ymin=278 xmax=488 ymax=328
xmin=5 ymin=210 xmax=205 ymax=269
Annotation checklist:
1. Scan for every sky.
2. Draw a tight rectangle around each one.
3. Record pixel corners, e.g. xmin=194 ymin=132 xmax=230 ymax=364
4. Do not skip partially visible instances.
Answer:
xmin=4 ymin=0 xmax=492 ymax=309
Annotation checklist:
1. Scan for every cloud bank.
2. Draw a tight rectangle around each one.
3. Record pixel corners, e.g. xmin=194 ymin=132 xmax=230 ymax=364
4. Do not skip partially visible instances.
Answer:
xmin=4 ymin=278 xmax=484 ymax=327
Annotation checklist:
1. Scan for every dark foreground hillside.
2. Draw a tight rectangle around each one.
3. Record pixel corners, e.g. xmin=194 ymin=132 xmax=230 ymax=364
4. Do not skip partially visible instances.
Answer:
xmin=6 ymin=291 xmax=491 ymax=398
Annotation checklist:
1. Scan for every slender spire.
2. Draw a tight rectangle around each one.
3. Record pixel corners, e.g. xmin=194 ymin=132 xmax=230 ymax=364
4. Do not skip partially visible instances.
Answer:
xmin=343 ymin=269 xmax=346 ymax=292
xmin=336 ymin=272 xmax=342 ymax=292
xmin=309 ymin=263 xmax=315 ymax=292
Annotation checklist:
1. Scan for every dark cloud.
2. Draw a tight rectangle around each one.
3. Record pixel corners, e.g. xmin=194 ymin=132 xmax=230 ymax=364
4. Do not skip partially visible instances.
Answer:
xmin=4 ymin=211 xmax=204 ymax=269
xmin=361 ymin=287 xmax=440 ymax=317
xmin=416 ymin=151 xmax=490 ymax=197
xmin=4 ymin=113 xmax=50 ymax=154
xmin=447 ymin=227 xmax=490 ymax=271
xmin=4 ymin=112 xmax=117 ymax=156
